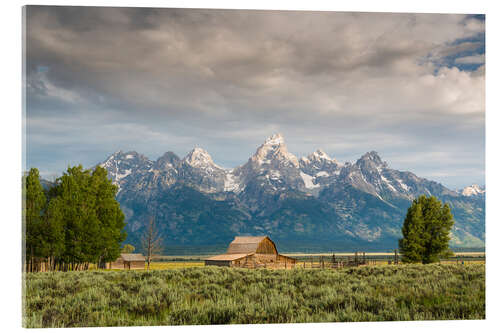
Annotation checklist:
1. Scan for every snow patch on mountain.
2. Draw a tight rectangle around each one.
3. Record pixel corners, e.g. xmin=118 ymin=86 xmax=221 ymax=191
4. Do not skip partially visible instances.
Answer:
xmin=224 ymin=172 xmax=242 ymax=192
xmin=269 ymin=170 xmax=281 ymax=180
xmin=300 ymin=171 xmax=320 ymax=189
xmin=396 ymin=178 xmax=410 ymax=192
xmin=380 ymin=174 xmax=396 ymax=192
xmin=115 ymin=169 xmax=132 ymax=181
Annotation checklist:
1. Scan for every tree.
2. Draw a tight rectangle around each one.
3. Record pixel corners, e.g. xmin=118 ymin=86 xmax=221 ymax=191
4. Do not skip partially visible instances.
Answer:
xmin=23 ymin=168 xmax=46 ymax=272
xmin=50 ymin=165 xmax=95 ymax=270
xmin=399 ymin=195 xmax=454 ymax=264
xmin=41 ymin=165 xmax=126 ymax=271
xmin=121 ymin=244 xmax=135 ymax=253
xmin=41 ymin=197 xmax=65 ymax=270
xmin=141 ymin=216 xmax=163 ymax=270
xmin=90 ymin=166 xmax=127 ymax=267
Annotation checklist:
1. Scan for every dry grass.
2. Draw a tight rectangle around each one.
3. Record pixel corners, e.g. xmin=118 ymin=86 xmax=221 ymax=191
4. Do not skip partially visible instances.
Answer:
xmin=148 ymin=262 xmax=205 ymax=269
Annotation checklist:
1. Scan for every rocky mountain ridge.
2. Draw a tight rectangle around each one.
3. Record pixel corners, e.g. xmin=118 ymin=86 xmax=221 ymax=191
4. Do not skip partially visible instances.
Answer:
xmin=97 ymin=134 xmax=485 ymax=252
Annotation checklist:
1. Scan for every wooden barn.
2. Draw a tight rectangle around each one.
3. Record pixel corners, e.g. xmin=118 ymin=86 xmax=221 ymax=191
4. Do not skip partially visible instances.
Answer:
xmin=107 ymin=253 xmax=146 ymax=270
xmin=205 ymin=236 xmax=297 ymax=269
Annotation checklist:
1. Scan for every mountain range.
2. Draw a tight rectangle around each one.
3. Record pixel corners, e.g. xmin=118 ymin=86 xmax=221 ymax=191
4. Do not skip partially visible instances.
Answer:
xmin=98 ymin=134 xmax=485 ymax=253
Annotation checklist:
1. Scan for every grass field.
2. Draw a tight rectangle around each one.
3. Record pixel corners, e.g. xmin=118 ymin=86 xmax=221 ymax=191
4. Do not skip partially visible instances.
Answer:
xmin=23 ymin=263 xmax=485 ymax=327
xmin=109 ymin=260 xmax=485 ymax=271
xmin=153 ymin=252 xmax=485 ymax=261
xmin=149 ymin=262 xmax=205 ymax=269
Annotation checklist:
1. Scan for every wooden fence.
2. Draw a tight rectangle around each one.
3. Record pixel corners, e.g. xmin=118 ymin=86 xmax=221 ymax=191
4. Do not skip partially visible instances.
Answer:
xmin=294 ymin=250 xmax=403 ymax=269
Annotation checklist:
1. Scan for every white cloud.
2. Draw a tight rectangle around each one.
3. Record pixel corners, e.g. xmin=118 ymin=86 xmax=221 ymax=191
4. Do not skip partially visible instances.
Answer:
xmin=455 ymin=54 xmax=485 ymax=64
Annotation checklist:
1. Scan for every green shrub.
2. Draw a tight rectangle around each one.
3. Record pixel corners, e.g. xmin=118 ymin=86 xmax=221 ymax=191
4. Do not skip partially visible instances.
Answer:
xmin=23 ymin=263 xmax=485 ymax=327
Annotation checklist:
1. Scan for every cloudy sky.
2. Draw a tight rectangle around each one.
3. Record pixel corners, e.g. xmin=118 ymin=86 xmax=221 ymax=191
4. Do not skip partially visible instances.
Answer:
xmin=25 ymin=6 xmax=485 ymax=189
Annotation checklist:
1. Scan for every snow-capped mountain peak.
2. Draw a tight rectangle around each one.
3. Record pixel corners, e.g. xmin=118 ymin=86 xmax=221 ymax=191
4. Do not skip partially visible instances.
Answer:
xmin=97 ymin=136 xmax=478 ymax=204
xmin=461 ymin=184 xmax=485 ymax=197
xmin=99 ymin=151 xmax=153 ymax=193
xmin=251 ymin=133 xmax=299 ymax=167
xmin=357 ymin=151 xmax=387 ymax=169
xmin=264 ymin=133 xmax=285 ymax=146
xmin=306 ymin=149 xmax=340 ymax=164
xmin=100 ymin=151 xmax=151 ymax=169
xmin=183 ymin=147 xmax=222 ymax=169
xmin=310 ymin=149 xmax=329 ymax=160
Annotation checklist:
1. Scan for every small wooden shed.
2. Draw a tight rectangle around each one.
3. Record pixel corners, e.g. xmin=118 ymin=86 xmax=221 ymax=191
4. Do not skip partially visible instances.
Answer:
xmin=107 ymin=253 xmax=146 ymax=270
xmin=205 ymin=236 xmax=296 ymax=269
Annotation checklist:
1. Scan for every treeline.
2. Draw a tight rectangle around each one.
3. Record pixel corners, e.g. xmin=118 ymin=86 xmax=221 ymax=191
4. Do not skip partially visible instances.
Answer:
xmin=23 ymin=166 xmax=126 ymax=272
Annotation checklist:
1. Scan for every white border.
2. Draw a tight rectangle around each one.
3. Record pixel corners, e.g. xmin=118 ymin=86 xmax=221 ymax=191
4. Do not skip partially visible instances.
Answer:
xmin=2 ymin=1 xmax=498 ymax=333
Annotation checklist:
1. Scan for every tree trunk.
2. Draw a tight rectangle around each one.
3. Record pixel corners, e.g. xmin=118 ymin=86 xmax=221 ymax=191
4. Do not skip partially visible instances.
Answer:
xmin=30 ymin=248 xmax=34 ymax=273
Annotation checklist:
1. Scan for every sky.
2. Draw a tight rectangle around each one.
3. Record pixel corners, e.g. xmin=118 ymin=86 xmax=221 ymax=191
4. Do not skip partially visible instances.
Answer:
xmin=24 ymin=6 xmax=485 ymax=189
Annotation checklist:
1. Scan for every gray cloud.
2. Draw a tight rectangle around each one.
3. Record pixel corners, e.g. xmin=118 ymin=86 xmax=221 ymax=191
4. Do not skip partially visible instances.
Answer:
xmin=25 ymin=7 xmax=485 ymax=189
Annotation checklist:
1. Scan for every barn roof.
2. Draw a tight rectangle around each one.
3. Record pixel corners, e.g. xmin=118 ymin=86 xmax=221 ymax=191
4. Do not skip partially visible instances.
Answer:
xmin=205 ymin=253 xmax=253 ymax=261
xmin=120 ymin=253 xmax=146 ymax=262
xmin=226 ymin=236 xmax=276 ymax=254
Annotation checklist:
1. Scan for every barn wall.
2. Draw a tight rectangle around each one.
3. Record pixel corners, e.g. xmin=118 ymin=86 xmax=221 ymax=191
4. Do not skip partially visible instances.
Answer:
xmin=254 ymin=253 xmax=279 ymax=263
xmin=128 ymin=261 xmax=145 ymax=270
xmin=238 ymin=254 xmax=256 ymax=266
xmin=256 ymin=238 xmax=277 ymax=255
xmin=278 ymin=254 xmax=296 ymax=263
xmin=110 ymin=258 xmax=125 ymax=269
xmin=278 ymin=255 xmax=297 ymax=268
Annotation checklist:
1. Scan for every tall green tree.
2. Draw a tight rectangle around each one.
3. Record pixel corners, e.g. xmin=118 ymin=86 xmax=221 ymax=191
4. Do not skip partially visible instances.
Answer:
xmin=399 ymin=195 xmax=454 ymax=264
xmin=23 ymin=164 xmax=127 ymax=271
xmin=23 ymin=168 xmax=46 ymax=271
xmin=48 ymin=165 xmax=126 ymax=270
xmin=41 ymin=197 xmax=65 ymax=270
xmin=90 ymin=166 xmax=126 ymax=266
xmin=398 ymin=201 xmax=425 ymax=263
xmin=51 ymin=165 xmax=94 ymax=269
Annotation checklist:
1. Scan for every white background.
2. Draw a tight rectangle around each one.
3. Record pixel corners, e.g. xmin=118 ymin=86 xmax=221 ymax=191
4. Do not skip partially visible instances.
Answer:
xmin=1 ymin=1 xmax=498 ymax=332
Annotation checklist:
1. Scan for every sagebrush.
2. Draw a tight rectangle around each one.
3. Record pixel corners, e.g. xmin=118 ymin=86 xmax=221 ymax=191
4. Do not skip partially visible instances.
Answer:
xmin=23 ymin=264 xmax=485 ymax=327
